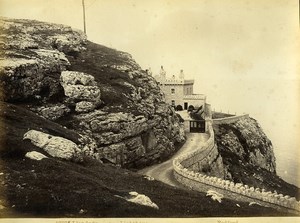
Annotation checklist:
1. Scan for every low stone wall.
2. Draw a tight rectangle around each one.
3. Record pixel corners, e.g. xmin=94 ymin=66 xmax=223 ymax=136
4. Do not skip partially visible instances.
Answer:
xmin=173 ymin=121 xmax=300 ymax=214
xmin=175 ymin=170 xmax=299 ymax=214
xmin=180 ymin=129 xmax=216 ymax=172
xmin=181 ymin=143 xmax=218 ymax=172
xmin=212 ymin=114 xmax=249 ymax=125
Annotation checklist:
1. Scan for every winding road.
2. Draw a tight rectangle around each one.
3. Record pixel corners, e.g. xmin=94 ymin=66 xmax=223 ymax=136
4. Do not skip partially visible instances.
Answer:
xmin=138 ymin=132 xmax=209 ymax=188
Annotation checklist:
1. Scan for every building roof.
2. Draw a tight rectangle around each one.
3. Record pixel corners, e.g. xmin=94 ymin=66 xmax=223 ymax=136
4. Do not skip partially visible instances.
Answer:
xmin=183 ymin=80 xmax=194 ymax=85
xmin=183 ymin=94 xmax=206 ymax=100
xmin=154 ymin=76 xmax=194 ymax=85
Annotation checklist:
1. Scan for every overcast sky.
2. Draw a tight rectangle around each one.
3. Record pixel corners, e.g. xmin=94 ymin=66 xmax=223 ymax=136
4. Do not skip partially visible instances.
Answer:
xmin=0 ymin=0 xmax=299 ymax=81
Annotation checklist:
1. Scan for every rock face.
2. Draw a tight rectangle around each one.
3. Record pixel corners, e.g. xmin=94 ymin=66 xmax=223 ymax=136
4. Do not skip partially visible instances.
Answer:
xmin=213 ymin=116 xmax=277 ymax=186
xmin=33 ymin=104 xmax=71 ymax=120
xmin=0 ymin=17 xmax=185 ymax=167
xmin=60 ymin=71 xmax=101 ymax=113
xmin=206 ymin=154 xmax=226 ymax=179
xmin=0 ymin=18 xmax=83 ymax=101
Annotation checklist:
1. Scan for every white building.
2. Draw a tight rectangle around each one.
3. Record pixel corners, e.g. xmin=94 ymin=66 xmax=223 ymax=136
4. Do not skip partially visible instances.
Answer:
xmin=153 ymin=66 xmax=206 ymax=110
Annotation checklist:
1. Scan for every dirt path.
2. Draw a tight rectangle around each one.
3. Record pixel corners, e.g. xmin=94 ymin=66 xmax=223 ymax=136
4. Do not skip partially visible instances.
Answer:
xmin=138 ymin=133 xmax=209 ymax=188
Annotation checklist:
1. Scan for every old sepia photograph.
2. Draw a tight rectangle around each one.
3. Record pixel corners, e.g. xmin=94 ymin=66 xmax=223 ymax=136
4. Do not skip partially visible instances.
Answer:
xmin=0 ymin=0 xmax=299 ymax=222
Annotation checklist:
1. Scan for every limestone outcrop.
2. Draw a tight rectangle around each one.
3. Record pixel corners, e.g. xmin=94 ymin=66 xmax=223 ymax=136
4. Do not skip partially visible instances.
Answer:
xmin=0 ymin=17 xmax=185 ymax=168
xmin=60 ymin=71 xmax=101 ymax=113
xmin=33 ymin=104 xmax=71 ymax=121
xmin=214 ymin=116 xmax=276 ymax=175
xmin=212 ymin=116 xmax=293 ymax=197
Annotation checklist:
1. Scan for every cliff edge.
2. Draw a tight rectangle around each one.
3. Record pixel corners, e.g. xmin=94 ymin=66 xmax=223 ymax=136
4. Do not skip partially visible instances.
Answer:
xmin=213 ymin=116 xmax=299 ymax=199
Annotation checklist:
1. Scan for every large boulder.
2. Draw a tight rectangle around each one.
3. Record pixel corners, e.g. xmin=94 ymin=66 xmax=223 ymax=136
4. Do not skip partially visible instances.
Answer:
xmin=23 ymin=130 xmax=80 ymax=160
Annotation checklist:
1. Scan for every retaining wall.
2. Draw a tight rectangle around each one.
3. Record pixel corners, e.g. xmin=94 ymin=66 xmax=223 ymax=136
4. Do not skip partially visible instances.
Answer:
xmin=212 ymin=114 xmax=249 ymax=125
xmin=173 ymin=119 xmax=300 ymax=214
xmin=180 ymin=128 xmax=216 ymax=172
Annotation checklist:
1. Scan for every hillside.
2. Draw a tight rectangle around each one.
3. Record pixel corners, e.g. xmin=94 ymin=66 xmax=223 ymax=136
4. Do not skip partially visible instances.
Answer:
xmin=0 ymin=102 xmax=289 ymax=217
xmin=0 ymin=17 xmax=185 ymax=168
xmin=0 ymin=17 xmax=297 ymax=217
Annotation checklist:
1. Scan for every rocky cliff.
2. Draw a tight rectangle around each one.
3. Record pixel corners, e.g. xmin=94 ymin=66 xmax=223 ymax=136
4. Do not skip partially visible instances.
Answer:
xmin=0 ymin=17 xmax=185 ymax=168
xmin=213 ymin=116 xmax=299 ymax=199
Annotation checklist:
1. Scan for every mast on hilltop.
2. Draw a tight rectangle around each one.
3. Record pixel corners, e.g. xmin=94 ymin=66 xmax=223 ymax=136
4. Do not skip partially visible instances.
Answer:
xmin=82 ymin=0 xmax=86 ymax=34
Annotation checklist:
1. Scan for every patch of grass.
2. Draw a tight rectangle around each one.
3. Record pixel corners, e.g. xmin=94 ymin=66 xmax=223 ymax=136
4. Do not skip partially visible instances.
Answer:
xmin=1 ymin=155 xmax=288 ymax=218
xmin=66 ymin=41 xmax=141 ymax=109
xmin=0 ymin=101 xmax=80 ymax=158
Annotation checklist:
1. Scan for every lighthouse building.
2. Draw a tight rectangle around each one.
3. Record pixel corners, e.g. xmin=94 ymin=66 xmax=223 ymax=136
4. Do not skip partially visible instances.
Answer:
xmin=153 ymin=66 xmax=206 ymax=110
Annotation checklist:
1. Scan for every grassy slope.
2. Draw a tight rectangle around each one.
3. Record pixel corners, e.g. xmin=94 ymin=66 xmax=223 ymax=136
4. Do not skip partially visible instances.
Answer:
xmin=67 ymin=41 xmax=141 ymax=110
xmin=0 ymin=102 xmax=289 ymax=217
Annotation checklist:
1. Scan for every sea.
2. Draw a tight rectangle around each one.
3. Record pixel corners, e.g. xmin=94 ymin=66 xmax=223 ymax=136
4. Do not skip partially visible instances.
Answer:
xmin=194 ymin=78 xmax=300 ymax=187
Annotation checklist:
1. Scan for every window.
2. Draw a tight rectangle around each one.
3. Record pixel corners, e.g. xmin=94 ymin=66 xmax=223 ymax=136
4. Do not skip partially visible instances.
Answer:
xmin=184 ymin=102 xmax=188 ymax=110
xmin=171 ymin=88 xmax=175 ymax=94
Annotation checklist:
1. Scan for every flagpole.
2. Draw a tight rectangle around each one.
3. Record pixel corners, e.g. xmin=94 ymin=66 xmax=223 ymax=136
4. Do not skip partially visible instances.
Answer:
xmin=82 ymin=0 xmax=86 ymax=34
